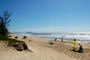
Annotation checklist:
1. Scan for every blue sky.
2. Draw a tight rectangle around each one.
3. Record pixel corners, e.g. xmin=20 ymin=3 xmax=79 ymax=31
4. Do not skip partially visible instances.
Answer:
xmin=0 ymin=0 xmax=90 ymax=32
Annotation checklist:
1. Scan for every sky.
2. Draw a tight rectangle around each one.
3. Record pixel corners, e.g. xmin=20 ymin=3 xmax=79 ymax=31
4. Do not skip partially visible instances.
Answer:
xmin=0 ymin=0 xmax=90 ymax=33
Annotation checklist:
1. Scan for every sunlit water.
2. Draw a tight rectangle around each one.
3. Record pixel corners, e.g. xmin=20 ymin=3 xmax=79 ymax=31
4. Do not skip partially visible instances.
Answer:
xmin=14 ymin=32 xmax=90 ymax=43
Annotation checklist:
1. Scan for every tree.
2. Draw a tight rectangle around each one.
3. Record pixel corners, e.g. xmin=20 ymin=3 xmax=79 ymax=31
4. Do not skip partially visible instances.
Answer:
xmin=0 ymin=11 xmax=11 ymax=36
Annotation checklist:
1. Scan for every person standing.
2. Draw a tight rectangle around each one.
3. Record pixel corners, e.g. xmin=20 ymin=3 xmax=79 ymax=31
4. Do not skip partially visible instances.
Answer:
xmin=61 ymin=34 xmax=65 ymax=42
xmin=54 ymin=38 xmax=57 ymax=41
xmin=61 ymin=38 xmax=63 ymax=42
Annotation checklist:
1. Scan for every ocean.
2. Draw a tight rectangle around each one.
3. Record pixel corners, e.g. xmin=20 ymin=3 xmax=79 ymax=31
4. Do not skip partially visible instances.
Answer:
xmin=14 ymin=32 xmax=90 ymax=43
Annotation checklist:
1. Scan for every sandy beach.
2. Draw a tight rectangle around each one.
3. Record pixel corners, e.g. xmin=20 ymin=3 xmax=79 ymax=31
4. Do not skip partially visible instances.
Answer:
xmin=0 ymin=34 xmax=90 ymax=60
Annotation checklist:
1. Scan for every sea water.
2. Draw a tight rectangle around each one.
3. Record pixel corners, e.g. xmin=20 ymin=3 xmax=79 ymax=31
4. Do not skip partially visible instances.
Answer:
xmin=14 ymin=32 xmax=90 ymax=43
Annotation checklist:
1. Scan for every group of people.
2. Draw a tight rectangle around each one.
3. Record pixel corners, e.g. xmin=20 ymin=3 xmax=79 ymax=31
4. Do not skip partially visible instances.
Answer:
xmin=54 ymin=38 xmax=83 ymax=53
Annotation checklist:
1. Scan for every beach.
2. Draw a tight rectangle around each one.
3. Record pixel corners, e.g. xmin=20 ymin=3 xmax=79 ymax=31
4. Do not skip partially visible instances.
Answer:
xmin=0 ymin=34 xmax=90 ymax=60
xmin=0 ymin=0 xmax=90 ymax=60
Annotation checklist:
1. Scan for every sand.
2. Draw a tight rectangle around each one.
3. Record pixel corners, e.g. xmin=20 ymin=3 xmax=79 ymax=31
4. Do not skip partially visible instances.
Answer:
xmin=0 ymin=34 xmax=90 ymax=60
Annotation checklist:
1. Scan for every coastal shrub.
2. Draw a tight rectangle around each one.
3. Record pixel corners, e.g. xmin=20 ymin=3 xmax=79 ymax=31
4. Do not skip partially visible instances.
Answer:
xmin=0 ymin=35 xmax=9 ymax=41
xmin=0 ymin=35 xmax=21 ymax=44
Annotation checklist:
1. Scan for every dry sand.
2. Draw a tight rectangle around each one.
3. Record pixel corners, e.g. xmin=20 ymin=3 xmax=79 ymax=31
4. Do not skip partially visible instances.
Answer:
xmin=0 ymin=34 xmax=90 ymax=60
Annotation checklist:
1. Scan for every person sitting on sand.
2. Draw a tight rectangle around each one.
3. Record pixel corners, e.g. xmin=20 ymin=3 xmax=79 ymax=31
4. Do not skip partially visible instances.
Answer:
xmin=72 ymin=38 xmax=80 ymax=51
xmin=78 ymin=43 xmax=83 ymax=53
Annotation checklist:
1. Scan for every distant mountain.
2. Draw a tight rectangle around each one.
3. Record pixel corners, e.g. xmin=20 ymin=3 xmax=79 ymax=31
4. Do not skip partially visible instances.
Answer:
xmin=10 ymin=32 xmax=26 ymax=34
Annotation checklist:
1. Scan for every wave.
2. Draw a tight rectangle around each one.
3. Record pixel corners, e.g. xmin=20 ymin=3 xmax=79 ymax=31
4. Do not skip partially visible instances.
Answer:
xmin=13 ymin=32 xmax=90 ymax=43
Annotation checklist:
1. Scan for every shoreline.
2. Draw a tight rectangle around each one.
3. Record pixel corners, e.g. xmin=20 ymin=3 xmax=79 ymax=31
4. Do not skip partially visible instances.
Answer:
xmin=10 ymin=33 xmax=90 ymax=43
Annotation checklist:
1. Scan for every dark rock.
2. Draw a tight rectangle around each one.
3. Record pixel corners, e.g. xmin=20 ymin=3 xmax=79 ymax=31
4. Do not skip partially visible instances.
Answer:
xmin=8 ymin=35 xmax=12 ymax=37
xmin=8 ymin=41 xmax=29 ymax=51
xmin=14 ymin=42 xmax=28 ymax=51
xmin=15 ymin=36 xmax=18 ymax=39
xmin=15 ymin=43 xmax=24 ymax=51
xmin=23 ymin=42 xmax=28 ymax=50
xmin=48 ymin=41 xmax=54 ymax=45
xmin=23 ymin=36 xmax=27 ymax=39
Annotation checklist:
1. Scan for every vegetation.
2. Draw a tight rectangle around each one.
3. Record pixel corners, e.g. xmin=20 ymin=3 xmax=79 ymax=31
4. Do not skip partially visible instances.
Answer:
xmin=0 ymin=11 xmax=29 ymax=51
xmin=0 ymin=35 xmax=22 ymax=44
xmin=0 ymin=11 xmax=18 ymax=43
xmin=0 ymin=11 xmax=11 ymax=36
xmin=0 ymin=35 xmax=28 ymax=51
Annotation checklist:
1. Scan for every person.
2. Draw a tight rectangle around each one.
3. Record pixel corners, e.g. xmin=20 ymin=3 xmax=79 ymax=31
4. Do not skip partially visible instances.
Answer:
xmin=61 ymin=34 xmax=65 ymax=42
xmin=61 ymin=38 xmax=63 ymax=42
xmin=78 ymin=43 xmax=83 ymax=53
xmin=54 ymin=38 xmax=57 ymax=41
xmin=72 ymin=39 xmax=76 ymax=51
xmin=72 ymin=38 xmax=80 ymax=51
